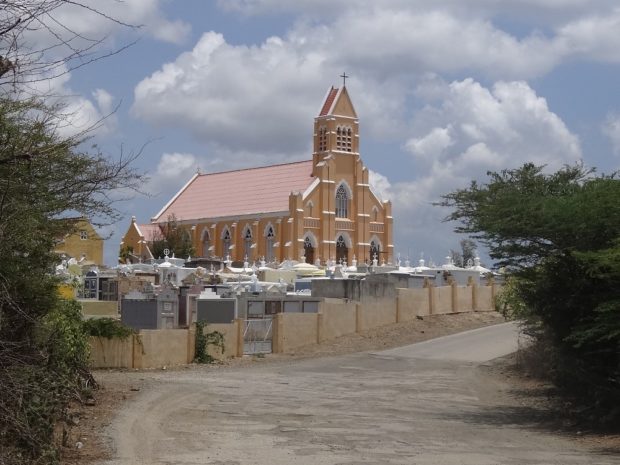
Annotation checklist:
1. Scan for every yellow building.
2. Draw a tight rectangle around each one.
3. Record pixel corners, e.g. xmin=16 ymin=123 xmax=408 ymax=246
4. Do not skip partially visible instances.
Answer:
xmin=119 ymin=217 xmax=160 ymax=262
xmin=121 ymin=85 xmax=393 ymax=265
xmin=55 ymin=218 xmax=104 ymax=266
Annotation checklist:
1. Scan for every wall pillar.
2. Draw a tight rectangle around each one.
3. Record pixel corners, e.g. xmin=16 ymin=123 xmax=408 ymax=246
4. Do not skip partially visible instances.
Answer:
xmin=187 ymin=325 xmax=196 ymax=363
xmin=272 ymin=313 xmax=283 ymax=353
xmin=470 ymin=277 xmax=479 ymax=312
xmin=451 ymin=281 xmax=458 ymax=313
xmin=425 ymin=279 xmax=435 ymax=315
xmin=317 ymin=312 xmax=324 ymax=344
xmin=231 ymin=222 xmax=239 ymax=261
xmin=234 ymin=318 xmax=244 ymax=357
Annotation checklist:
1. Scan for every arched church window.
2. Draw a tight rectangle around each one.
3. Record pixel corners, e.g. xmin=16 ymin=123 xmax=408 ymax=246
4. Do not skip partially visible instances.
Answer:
xmin=265 ymin=226 xmax=275 ymax=262
xmin=346 ymin=127 xmax=352 ymax=151
xmin=319 ymin=126 xmax=327 ymax=152
xmin=243 ymin=227 xmax=253 ymax=260
xmin=307 ymin=201 xmax=313 ymax=217
xmin=222 ymin=229 xmax=231 ymax=257
xmin=335 ymin=184 xmax=349 ymax=218
xmin=372 ymin=206 xmax=379 ymax=222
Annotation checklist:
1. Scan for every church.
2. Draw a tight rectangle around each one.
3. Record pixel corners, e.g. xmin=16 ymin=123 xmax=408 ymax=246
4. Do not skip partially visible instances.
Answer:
xmin=120 ymin=84 xmax=393 ymax=265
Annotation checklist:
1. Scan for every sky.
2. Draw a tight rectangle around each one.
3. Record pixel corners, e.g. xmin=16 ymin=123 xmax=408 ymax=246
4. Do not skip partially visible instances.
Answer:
xmin=16 ymin=0 xmax=620 ymax=266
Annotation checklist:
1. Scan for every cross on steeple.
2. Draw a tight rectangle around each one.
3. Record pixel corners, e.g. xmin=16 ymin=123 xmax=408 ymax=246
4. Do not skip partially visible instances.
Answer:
xmin=340 ymin=72 xmax=349 ymax=87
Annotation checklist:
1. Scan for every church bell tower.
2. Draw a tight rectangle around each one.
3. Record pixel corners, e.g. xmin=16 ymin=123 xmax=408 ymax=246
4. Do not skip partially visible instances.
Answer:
xmin=312 ymin=84 xmax=360 ymax=170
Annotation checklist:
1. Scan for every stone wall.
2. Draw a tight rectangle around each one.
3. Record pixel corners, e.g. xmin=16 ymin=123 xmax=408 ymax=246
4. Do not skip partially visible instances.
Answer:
xmin=319 ymin=299 xmax=357 ymax=341
xmin=89 ymin=321 xmax=240 ymax=369
xmin=91 ymin=283 xmax=500 ymax=362
xmin=396 ymin=288 xmax=430 ymax=320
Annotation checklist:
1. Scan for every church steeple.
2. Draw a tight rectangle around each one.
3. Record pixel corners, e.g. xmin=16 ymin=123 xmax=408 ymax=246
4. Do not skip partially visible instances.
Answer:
xmin=313 ymin=85 xmax=359 ymax=160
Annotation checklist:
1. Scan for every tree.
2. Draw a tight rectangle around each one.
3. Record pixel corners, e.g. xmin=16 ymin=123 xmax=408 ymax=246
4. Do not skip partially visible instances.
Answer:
xmin=0 ymin=3 xmax=142 ymax=463
xmin=0 ymin=96 xmax=144 ymax=464
xmin=0 ymin=1 xmax=136 ymax=91
xmin=450 ymin=238 xmax=477 ymax=267
xmin=150 ymin=214 xmax=196 ymax=260
xmin=439 ymin=163 xmax=620 ymax=424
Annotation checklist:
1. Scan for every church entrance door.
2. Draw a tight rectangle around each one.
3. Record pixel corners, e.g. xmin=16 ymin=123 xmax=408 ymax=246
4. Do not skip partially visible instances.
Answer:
xmin=304 ymin=237 xmax=314 ymax=264
xmin=370 ymin=240 xmax=380 ymax=264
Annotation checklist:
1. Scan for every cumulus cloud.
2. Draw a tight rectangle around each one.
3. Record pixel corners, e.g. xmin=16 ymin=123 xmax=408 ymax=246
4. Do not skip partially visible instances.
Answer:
xmin=368 ymin=170 xmax=392 ymax=203
xmin=132 ymin=31 xmax=328 ymax=159
xmin=130 ymin=2 xmax=609 ymax=262
xmin=4 ymin=1 xmax=187 ymax=138
xmin=25 ymin=64 xmax=118 ymax=138
xmin=388 ymin=78 xmax=582 ymax=259
xmin=220 ymin=0 xmax=619 ymax=22
xmin=405 ymin=127 xmax=454 ymax=159
xmin=602 ymin=113 xmax=620 ymax=155
xmin=46 ymin=0 xmax=190 ymax=47
xmin=132 ymin=2 xmax=620 ymax=167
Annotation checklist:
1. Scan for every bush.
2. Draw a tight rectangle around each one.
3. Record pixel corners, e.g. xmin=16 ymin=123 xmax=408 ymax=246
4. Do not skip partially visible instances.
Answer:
xmin=83 ymin=318 xmax=134 ymax=340
xmin=194 ymin=321 xmax=225 ymax=364
xmin=443 ymin=163 xmax=620 ymax=427
xmin=0 ymin=299 xmax=93 ymax=464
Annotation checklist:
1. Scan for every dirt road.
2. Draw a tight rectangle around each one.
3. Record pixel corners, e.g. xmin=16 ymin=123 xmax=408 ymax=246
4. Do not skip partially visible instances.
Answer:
xmin=97 ymin=323 xmax=618 ymax=465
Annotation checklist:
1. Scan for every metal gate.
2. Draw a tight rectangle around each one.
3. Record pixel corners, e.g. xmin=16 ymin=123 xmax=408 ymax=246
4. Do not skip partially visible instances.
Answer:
xmin=243 ymin=318 xmax=273 ymax=354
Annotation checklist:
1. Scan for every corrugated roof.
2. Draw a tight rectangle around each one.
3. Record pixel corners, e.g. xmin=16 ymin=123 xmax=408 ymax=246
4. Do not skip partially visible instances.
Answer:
xmin=153 ymin=160 xmax=315 ymax=222
xmin=319 ymin=87 xmax=339 ymax=116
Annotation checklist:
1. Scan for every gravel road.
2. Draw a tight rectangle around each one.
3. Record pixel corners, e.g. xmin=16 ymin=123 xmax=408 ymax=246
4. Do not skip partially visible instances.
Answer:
xmin=97 ymin=322 xmax=618 ymax=465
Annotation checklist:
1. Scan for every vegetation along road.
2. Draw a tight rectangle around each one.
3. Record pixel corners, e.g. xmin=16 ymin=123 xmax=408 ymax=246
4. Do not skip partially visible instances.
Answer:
xmin=97 ymin=322 xmax=617 ymax=465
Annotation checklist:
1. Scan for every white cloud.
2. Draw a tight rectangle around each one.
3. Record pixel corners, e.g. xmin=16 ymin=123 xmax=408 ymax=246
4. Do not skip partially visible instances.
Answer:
xmin=218 ymin=1 xmax=620 ymax=75
xmin=49 ymin=0 xmax=191 ymax=46
xmin=387 ymin=78 xmax=582 ymax=260
xmin=132 ymin=31 xmax=328 ymax=157
xmin=155 ymin=152 xmax=199 ymax=181
xmin=131 ymin=3 xmax=620 ymax=164
xmin=368 ymin=170 xmax=392 ymax=202
xmin=2 ymin=1 xmax=186 ymax=137
xmin=602 ymin=113 xmax=620 ymax=155
xmin=24 ymin=64 xmax=117 ymax=138
xmin=220 ymin=0 xmax=619 ymax=22
xmin=405 ymin=127 xmax=454 ymax=158
xmin=129 ymin=3 xmax=608 ymax=263
xmin=409 ymin=78 xmax=581 ymax=168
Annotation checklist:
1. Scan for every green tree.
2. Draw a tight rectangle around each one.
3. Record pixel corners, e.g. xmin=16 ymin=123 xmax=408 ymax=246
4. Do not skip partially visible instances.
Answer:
xmin=0 ymin=97 xmax=144 ymax=464
xmin=450 ymin=238 xmax=477 ymax=267
xmin=440 ymin=163 xmax=620 ymax=423
xmin=150 ymin=214 xmax=196 ymax=260
xmin=0 ymin=3 xmax=142 ymax=463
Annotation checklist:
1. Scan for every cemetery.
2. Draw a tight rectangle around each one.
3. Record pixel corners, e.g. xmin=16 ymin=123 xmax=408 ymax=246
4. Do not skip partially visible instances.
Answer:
xmin=76 ymin=252 xmax=500 ymax=369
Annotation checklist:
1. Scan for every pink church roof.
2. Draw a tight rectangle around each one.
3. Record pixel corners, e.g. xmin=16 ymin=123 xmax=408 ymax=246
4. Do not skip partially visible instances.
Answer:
xmin=153 ymin=160 xmax=315 ymax=222
xmin=137 ymin=223 xmax=161 ymax=241
xmin=319 ymin=87 xmax=339 ymax=116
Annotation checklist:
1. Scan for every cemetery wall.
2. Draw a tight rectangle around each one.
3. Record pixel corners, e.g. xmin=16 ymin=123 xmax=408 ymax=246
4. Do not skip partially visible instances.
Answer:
xmin=396 ymin=288 xmax=430 ymax=320
xmin=274 ymin=313 xmax=319 ymax=353
xmin=89 ymin=322 xmax=239 ymax=369
xmin=318 ymin=299 xmax=358 ymax=341
xmin=433 ymin=286 xmax=453 ymax=314
xmin=90 ymin=283 xmax=500 ymax=363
